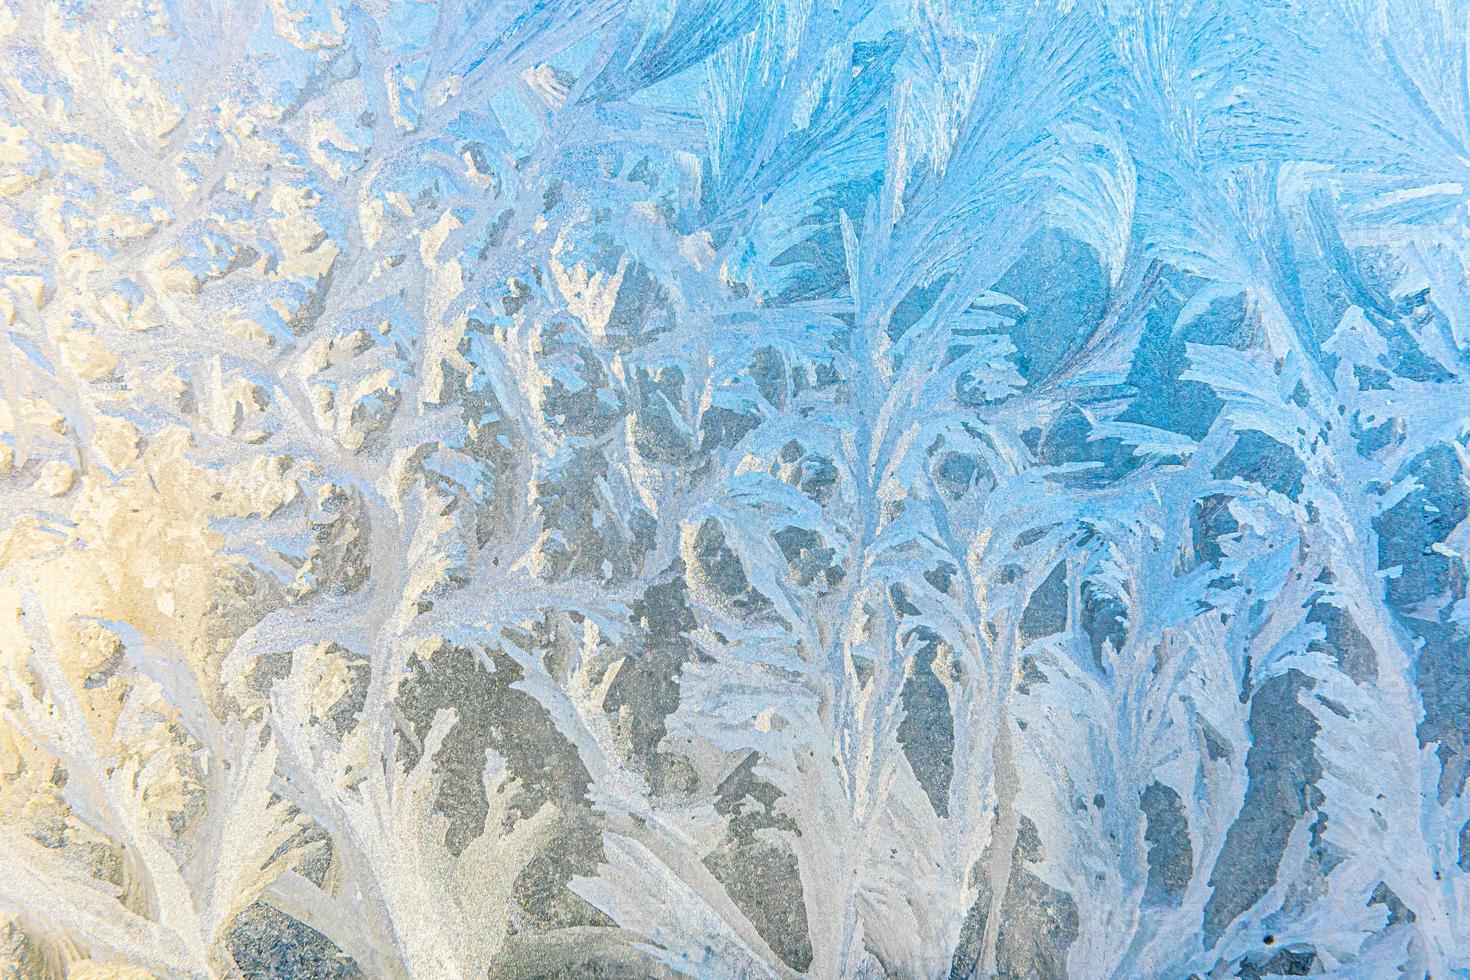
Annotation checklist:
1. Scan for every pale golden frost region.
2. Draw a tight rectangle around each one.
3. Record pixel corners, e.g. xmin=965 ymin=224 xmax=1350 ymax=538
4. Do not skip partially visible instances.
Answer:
xmin=4 ymin=0 xmax=1470 ymax=978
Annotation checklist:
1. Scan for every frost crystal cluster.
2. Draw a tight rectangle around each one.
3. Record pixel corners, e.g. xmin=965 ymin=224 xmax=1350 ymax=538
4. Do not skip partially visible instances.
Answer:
xmin=2 ymin=0 xmax=1470 ymax=977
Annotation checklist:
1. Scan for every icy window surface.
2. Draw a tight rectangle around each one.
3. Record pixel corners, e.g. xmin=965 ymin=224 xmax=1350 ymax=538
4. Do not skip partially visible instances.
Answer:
xmin=1 ymin=0 xmax=1469 ymax=976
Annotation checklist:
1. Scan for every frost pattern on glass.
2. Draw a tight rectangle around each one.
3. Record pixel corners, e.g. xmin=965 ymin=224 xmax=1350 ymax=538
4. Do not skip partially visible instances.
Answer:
xmin=1 ymin=0 xmax=1468 ymax=976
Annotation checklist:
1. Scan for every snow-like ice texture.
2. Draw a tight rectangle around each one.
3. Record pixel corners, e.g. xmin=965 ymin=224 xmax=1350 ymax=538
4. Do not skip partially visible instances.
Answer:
xmin=3 ymin=0 xmax=1470 ymax=977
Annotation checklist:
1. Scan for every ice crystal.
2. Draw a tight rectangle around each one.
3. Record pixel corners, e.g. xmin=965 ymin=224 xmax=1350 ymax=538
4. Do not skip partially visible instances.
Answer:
xmin=1 ymin=0 xmax=1469 ymax=976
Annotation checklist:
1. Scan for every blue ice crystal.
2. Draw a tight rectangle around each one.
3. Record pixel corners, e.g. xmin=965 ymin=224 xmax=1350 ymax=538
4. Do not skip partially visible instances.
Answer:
xmin=2 ymin=0 xmax=1469 ymax=977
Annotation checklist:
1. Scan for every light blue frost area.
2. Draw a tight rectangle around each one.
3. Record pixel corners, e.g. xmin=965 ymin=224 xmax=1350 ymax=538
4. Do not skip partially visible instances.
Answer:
xmin=3 ymin=0 xmax=1470 ymax=977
